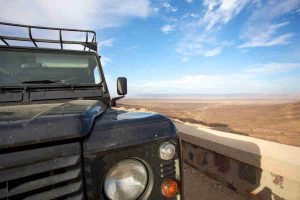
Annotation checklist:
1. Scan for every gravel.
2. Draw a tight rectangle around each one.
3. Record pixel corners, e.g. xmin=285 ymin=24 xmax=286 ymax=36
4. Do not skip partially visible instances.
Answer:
xmin=183 ymin=164 xmax=246 ymax=200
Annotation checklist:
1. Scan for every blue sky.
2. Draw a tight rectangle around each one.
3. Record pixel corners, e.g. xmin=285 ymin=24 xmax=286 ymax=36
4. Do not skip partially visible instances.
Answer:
xmin=1 ymin=0 xmax=300 ymax=96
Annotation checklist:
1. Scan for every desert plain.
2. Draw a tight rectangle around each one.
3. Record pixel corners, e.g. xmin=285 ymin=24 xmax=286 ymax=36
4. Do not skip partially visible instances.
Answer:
xmin=118 ymin=98 xmax=300 ymax=147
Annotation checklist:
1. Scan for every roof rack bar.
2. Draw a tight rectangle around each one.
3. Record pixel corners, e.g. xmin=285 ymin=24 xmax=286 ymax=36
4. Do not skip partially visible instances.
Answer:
xmin=0 ymin=38 xmax=9 ymax=46
xmin=89 ymin=35 xmax=96 ymax=51
xmin=59 ymin=29 xmax=63 ymax=49
xmin=0 ymin=35 xmax=70 ymax=43
xmin=0 ymin=35 xmax=96 ymax=47
xmin=84 ymin=32 xmax=88 ymax=51
xmin=28 ymin=27 xmax=38 ymax=47
xmin=0 ymin=22 xmax=96 ymax=35
xmin=0 ymin=21 xmax=98 ymax=52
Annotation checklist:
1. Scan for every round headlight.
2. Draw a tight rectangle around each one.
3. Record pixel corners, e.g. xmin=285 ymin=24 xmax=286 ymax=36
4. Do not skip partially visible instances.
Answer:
xmin=104 ymin=159 xmax=148 ymax=200
xmin=159 ymin=142 xmax=176 ymax=160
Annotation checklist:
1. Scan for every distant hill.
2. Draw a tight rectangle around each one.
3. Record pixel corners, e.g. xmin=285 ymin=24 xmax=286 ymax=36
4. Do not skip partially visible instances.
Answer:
xmin=118 ymin=99 xmax=300 ymax=147
xmin=128 ymin=93 xmax=300 ymax=100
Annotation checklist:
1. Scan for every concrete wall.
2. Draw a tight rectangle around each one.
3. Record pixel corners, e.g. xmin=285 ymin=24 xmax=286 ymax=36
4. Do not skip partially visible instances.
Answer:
xmin=176 ymin=122 xmax=300 ymax=200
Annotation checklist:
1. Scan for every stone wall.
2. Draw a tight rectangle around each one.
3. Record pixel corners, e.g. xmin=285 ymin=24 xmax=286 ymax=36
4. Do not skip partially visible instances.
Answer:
xmin=176 ymin=122 xmax=300 ymax=200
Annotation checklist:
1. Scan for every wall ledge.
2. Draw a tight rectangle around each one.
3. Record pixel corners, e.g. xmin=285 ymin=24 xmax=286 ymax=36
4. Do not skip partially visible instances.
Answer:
xmin=176 ymin=122 xmax=300 ymax=182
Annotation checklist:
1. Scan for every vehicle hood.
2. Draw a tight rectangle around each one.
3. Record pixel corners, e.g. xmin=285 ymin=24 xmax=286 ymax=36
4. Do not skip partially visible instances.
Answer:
xmin=83 ymin=109 xmax=177 ymax=154
xmin=0 ymin=100 xmax=105 ymax=150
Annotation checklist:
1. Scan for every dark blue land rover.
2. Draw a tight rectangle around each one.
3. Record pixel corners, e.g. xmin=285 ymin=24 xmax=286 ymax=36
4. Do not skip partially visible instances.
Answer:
xmin=0 ymin=22 xmax=183 ymax=200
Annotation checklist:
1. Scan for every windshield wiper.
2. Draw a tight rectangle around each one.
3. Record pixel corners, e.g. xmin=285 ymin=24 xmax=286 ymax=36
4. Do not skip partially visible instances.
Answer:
xmin=0 ymin=86 xmax=25 ymax=92
xmin=21 ymin=80 xmax=103 ymax=90
xmin=22 ymin=80 xmax=68 ymax=85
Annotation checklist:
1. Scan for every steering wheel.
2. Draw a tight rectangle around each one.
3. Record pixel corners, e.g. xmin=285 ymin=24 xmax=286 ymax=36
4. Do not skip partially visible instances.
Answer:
xmin=0 ymin=66 xmax=9 ymax=74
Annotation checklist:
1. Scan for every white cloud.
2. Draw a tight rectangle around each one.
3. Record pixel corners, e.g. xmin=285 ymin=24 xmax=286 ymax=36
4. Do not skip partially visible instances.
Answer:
xmin=249 ymin=0 xmax=300 ymax=21
xmin=176 ymin=33 xmax=214 ymax=56
xmin=153 ymin=7 xmax=160 ymax=12
xmin=203 ymin=0 xmax=220 ymax=11
xmin=176 ymin=33 xmax=228 ymax=57
xmin=186 ymin=0 xmax=193 ymax=3
xmin=129 ymin=73 xmax=295 ymax=94
xmin=238 ymin=0 xmax=300 ymax=48
xmin=182 ymin=13 xmax=199 ymax=19
xmin=162 ymin=2 xmax=178 ymax=12
xmin=190 ymin=13 xmax=199 ymax=18
xmin=130 ymin=74 xmax=252 ymax=94
xmin=99 ymin=38 xmax=115 ymax=47
xmin=0 ymin=0 xmax=151 ymax=50
xmin=0 ymin=0 xmax=151 ymax=29
xmin=181 ymin=57 xmax=189 ymax=62
xmin=245 ymin=63 xmax=300 ymax=74
xmin=129 ymin=62 xmax=300 ymax=94
xmin=203 ymin=46 xmax=223 ymax=57
xmin=201 ymin=0 xmax=250 ymax=31
xmin=161 ymin=24 xmax=175 ymax=34
xmin=238 ymin=33 xmax=294 ymax=48
xmin=175 ymin=0 xmax=249 ymax=58
xmin=163 ymin=16 xmax=178 ymax=23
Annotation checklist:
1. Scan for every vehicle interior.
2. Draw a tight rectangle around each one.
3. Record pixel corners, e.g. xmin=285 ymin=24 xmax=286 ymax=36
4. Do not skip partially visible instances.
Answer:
xmin=0 ymin=49 xmax=101 ymax=86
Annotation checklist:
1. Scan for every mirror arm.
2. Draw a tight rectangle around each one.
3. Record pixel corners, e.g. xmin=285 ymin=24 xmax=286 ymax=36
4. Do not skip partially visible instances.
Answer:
xmin=111 ymin=95 xmax=125 ymax=107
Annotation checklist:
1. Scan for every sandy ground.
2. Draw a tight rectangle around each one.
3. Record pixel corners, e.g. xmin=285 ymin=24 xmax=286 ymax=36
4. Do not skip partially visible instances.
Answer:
xmin=184 ymin=164 xmax=245 ymax=200
xmin=118 ymin=99 xmax=300 ymax=147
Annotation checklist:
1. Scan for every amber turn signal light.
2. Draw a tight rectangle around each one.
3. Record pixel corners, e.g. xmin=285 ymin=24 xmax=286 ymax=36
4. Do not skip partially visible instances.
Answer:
xmin=161 ymin=178 xmax=179 ymax=198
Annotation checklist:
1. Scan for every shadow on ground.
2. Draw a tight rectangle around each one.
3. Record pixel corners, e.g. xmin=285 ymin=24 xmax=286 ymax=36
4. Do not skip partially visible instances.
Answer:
xmin=184 ymin=163 xmax=246 ymax=200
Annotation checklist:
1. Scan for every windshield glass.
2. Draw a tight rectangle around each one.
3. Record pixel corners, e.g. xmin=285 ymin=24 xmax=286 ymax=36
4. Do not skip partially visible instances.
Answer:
xmin=0 ymin=49 xmax=102 ymax=86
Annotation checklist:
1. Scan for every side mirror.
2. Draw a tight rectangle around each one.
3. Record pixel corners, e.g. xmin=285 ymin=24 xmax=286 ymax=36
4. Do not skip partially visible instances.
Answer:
xmin=117 ymin=77 xmax=127 ymax=95
xmin=111 ymin=77 xmax=127 ymax=107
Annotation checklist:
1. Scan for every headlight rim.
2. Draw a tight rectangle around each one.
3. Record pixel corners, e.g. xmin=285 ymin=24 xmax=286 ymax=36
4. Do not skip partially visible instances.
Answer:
xmin=103 ymin=158 xmax=152 ymax=200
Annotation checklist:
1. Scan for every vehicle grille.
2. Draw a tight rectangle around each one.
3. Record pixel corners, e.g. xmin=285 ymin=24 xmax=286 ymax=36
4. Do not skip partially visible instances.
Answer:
xmin=0 ymin=143 xmax=84 ymax=200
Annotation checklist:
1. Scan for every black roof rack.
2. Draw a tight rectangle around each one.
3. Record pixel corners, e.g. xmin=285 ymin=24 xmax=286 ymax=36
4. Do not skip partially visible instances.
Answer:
xmin=0 ymin=22 xmax=97 ymax=52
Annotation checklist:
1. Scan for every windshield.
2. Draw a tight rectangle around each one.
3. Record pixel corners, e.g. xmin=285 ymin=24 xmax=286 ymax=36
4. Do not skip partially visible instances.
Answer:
xmin=0 ymin=49 xmax=102 ymax=86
